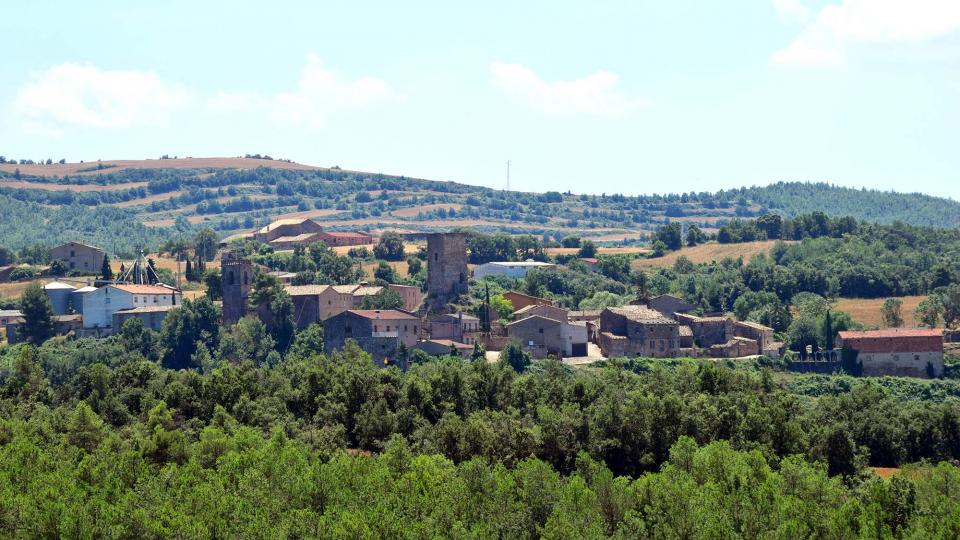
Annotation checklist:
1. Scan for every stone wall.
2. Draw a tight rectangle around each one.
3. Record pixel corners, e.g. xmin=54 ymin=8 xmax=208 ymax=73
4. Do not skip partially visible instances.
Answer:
xmin=426 ymin=233 xmax=468 ymax=309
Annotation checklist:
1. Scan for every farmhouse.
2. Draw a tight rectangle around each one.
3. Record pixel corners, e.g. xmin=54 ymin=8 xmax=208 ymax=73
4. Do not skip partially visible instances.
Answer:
xmin=112 ymin=305 xmax=177 ymax=332
xmin=473 ymin=261 xmax=556 ymax=280
xmin=82 ymin=284 xmax=182 ymax=331
xmin=50 ymin=241 xmax=105 ymax=274
xmin=599 ymin=306 xmax=681 ymax=358
xmin=837 ymin=328 xmax=944 ymax=378
xmin=513 ymin=303 xmax=569 ymax=323
xmin=285 ymin=283 xmax=423 ymax=328
xmin=648 ymin=294 xmax=696 ymax=317
xmin=253 ymin=218 xmax=373 ymax=249
xmin=429 ymin=312 xmax=480 ymax=344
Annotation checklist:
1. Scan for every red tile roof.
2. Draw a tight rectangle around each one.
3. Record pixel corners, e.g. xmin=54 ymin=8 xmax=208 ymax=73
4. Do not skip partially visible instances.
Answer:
xmin=112 ymin=284 xmax=178 ymax=295
xmin=838 ymin=329 xmax=943 ymax=339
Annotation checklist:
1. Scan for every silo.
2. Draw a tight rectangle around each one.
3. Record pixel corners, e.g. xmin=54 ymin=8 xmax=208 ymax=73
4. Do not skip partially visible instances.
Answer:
xmin=44 ymin=281 xmax=76 ymax=315
xmin=71 ymin=286 xmax=97 ymax=316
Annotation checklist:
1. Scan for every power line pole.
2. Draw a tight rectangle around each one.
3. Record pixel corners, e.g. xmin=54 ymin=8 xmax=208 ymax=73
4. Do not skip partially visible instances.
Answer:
xmin=506 ymin=160 xmax=511 ymax=191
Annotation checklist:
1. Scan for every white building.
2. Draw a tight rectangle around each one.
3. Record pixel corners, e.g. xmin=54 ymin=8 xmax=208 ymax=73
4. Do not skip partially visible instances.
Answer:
xmin=82 ymin=284 xmax=182 ymax=330
xmin=473 ymin=261 xmax=556 ymax=280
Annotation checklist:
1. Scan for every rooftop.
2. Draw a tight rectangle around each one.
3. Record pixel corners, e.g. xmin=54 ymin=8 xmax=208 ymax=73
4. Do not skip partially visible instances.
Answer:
xmin=114 ymin=305 xmax=177 ymax=314
xmin=44 ymin=281 xmax=76 ymax=290
xmin=332 ymin=285 xmax=361 ymax=294
xmin=507 ymin=314 xmax=564 ymax=326
xmin=73 ymin=286 xmax=97 ymax=293
xmin=54 ymin=240 xmax=103 ymax=252
xmin=484 ymin=261 xmax=556 ymax=268
xmin=353 ymin=286 xmax=384 ymax=296
xmin=112 ymin=284 xmax=179 ymax=295
xmin=605 ymin=305 xmax=676 ymax=324
xmin=421 ymin=339 xmax=472 ymax=349
xmin=258 ymin=217 xmax=317 ymax=234
xmin=349 ymin=309 xmax=419 ymax=320
xmin=285 ymin=284 xmax=331 ymax=296
xmin=0 ymin=310 xmax=24 ymax=318
xmin=839 ymin=328 xmax=944 ymax=339
xmin=270 ymin=232 xmax=322 ymax=244
xmin=324 ymin=231 xmax=371 ymax=238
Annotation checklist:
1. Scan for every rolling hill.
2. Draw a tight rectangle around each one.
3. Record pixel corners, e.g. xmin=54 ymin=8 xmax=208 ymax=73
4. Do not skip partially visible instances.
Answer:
xmin=0 ymin=156 xmax=958 ymax=255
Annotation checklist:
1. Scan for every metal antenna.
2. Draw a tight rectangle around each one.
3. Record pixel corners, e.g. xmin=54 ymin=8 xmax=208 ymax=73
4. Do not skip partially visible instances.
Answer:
xmin=506 ymin=160 xmax=511 ymax=191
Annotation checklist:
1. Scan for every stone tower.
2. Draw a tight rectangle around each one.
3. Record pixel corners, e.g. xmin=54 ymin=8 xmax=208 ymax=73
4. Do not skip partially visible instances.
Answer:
xmin=221 ymin=255 xmax=253 ymax=326
xmin=426 ymin=233 xmax=468 ymax=310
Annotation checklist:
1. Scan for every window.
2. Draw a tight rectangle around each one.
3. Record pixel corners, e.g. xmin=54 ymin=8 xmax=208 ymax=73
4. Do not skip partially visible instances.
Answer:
xmin=649 ymin=340 xmax=655 ymax=348
xmin=153 ymin=296 xmax=158 ymax=303
xmin=228 ymin=271 xmax=235 ymax=286
xmin=386 ymin=325 xmax=391 ymax=332
xmin=374 ymin=325 xmax=379 ymax=332
xmin=134 ymin=297 xmax=138 ymax=303
xmin=538 ymin=327 xmax=544 ymax=334
xmin=70 ymin=250 xmax=75 ymax=257
xmin=434 ymin=253 xmax=439 ymax=262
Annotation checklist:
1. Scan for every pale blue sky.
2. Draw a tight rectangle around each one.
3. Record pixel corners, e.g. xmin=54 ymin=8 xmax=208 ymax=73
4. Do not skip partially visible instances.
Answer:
xmin=1 ymin=1 xmax=958 ymax=198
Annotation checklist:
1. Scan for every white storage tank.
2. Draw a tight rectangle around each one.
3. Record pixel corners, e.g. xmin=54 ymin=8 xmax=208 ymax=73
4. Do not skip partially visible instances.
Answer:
xmin=44 ymin=281 xmax=76 ymax=315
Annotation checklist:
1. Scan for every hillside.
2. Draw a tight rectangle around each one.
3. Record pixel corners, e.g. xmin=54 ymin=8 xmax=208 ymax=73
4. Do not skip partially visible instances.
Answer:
xmin=1 ymin=157 xmax=958 ymax=254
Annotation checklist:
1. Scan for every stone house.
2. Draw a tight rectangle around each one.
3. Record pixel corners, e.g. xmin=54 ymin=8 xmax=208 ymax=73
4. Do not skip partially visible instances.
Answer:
xmin=599 ymin=306 xmax=681 ymax=358
xmin=50 ymin=241 xmax=105 ymax=274
xmin=429 ymin=312 xmax=480 ymax=344
xmin=513 ymin=303 xmax=569 ymax=323
xmin=324 ymin=310 xmax=421 ymax=364
xmin=506 ymin=315 xmax=588 ymax=358
xmin=837 ymin=328 xmax=944 ymax=378
xmin=675 ymin=314 xmax=733 ymax=347
xmin=112 ymin=305 xmax=176 ymax=332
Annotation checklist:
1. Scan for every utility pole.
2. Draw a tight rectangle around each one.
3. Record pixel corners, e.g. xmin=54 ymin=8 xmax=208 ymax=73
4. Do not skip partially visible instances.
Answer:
xmin=506 ymin=160 xmax=511 ymax=192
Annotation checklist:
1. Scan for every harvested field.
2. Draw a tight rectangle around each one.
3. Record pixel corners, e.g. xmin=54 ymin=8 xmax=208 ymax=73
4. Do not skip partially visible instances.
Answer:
xmin=833 ymin=296 xmax=926 ymax=328
xmin=0 ymin=180 xmax=148 ymax=191
xmin=361 ymin=260 xmax=410 ymax=279
xmin=633 ymin=240 xmax=787 ymax=268
xmin=0 ymin=157 xmax=320 ymax=177
xmin=545 ymin=246 xmax=651 ymax=256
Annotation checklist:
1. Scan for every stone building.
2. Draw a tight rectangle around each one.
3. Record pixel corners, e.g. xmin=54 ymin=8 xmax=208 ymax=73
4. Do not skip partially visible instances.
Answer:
xmin=50 ymin=241 xmax=105 ymax=275
xmin=675 ymin=314 xmax=733 ymax=347
xmin=324 ymin=309 xmax=421 ymax=367
xmin=513 ymin=303 xmax=569 ymax=323
xmin=429 ymin=312 xmax=481 ymax=344
xmin=112 ymin=305 xmax=176 ymax=332
xmin=837 ymin=328 xmax=944 ymax=378
xmin=599 ymin=306 xmax=681 ymax=358
xmin=221 ymin=257 xmax=253 ymax=326
xmin=507 ymin=315 xmax=589 ymax=358
xmin=426 ymin=233 xmax=468 ymax=309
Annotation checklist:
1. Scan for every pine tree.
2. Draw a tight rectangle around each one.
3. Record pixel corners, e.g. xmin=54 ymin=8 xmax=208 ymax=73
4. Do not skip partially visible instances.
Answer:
xmin=823 ymin=309 xmax=834 ymax=350
xmin=101 ymin=254 xmax=113 ymax=281
xmin=19 ymin=283 xmax=54 ymax=345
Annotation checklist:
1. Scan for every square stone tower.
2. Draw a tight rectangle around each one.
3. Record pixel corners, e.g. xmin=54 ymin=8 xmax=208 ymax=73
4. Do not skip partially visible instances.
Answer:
xmin=221 ymin=255 xmax=253 ymax=326
xmin=426 ymin=233 xmax=468 ymax=309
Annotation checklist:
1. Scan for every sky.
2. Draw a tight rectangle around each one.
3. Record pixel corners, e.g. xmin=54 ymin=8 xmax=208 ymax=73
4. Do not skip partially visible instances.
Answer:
xmin=1 ymin=0 xmax=959 ymax=198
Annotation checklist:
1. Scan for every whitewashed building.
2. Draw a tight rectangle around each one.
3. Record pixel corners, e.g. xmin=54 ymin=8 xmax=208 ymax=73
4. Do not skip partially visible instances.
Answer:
xmin=82 ymin=284 xmax=182 ymax=330
xmin=473 ymin=261 xmax=556 ymax=280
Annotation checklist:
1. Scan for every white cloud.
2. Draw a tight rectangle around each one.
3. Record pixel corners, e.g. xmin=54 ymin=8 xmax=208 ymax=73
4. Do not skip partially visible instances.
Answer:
xmin=14 ymin=63 xmax=189 ymax=130
xmin=208 ymin=54 xmax=396 ymax=129
xmin=773 ymin=0 xmax=960 ymax=67
xmin=772 ymin=0 xmax=810 ymax=24
xmin=490 ymin=62 xmax=646 ymax=117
